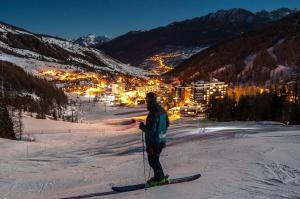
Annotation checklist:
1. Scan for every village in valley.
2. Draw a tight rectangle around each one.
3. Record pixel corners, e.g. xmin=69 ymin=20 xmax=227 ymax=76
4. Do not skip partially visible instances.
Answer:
xmin=38 ymin=53 xmax=229 ymax=122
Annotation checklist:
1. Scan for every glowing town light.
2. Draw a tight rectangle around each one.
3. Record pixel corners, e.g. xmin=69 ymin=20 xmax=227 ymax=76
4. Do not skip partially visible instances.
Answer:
xmin=86 ymin=87 xmax=103 ymax=97
xmin=72 ymin=90 xmax=84 ymax=95
xmin=148 ymin=53 xmax=181 ymax=75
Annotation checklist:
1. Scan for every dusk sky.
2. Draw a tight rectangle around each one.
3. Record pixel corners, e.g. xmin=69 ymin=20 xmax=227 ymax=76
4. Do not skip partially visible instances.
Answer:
xmin=0 ymin=0 xmax=299 ymax=39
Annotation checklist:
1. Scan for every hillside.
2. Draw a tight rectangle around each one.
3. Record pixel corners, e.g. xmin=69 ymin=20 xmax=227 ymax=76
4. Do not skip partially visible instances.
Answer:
xmin=166 ymin=11 xmax=300 ymax=85
xmin=0 ymin=22 xmax=150 ymax=78
xmin=0 ymin=60 xmax=67 ymax=117
xmin=98 ymin=8 xmax=297 ymax=67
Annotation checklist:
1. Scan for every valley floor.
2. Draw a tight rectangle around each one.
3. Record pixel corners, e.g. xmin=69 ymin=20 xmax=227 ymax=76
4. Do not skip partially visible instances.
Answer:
xmin=1 ymin=104 xmax=300 ymax=199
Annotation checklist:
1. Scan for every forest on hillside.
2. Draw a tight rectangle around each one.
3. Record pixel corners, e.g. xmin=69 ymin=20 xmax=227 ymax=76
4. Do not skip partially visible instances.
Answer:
xmin=0 ymin=61 xmax=68 ymax=139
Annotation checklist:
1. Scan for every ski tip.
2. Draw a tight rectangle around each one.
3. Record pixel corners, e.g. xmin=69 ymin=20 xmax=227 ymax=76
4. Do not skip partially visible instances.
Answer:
xmin=184 ymin=173 xmax=201 ymax=180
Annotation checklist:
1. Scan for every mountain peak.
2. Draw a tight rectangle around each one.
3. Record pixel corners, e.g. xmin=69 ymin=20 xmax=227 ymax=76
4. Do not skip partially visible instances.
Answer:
xmin=256 ymin=7 xmax=298 ymax=21
xmin=74 ymin=34 xmax=111 ymax=47
xmin=205 ymin=8 xmax=257 ymax=23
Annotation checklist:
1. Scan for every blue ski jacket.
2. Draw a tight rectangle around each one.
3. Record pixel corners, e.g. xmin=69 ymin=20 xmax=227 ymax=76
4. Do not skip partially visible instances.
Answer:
xmin=140 ymin=102 xmax=170 ymax=147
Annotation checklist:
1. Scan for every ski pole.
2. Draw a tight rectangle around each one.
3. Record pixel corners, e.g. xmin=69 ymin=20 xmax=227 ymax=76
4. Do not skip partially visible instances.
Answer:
xmin=141 ymin=130 xmax=147 ymax=188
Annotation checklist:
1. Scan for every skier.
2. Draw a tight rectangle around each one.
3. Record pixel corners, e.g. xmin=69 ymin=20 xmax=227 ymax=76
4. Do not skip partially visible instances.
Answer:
xmin=139 ymin=92 xmax=170 ymax=186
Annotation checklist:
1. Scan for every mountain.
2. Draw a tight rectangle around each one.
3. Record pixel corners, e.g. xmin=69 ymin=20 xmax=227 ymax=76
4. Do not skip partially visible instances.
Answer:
xmin=256 ymin=8 xmax=297 ymax=21
xmin=0 ymin=22 xmax=150 ymax=78
xmin=74 ymin=34 xmax=111 ymax=47
xmin=166 ymin=11 xmax=300 ymax=86
xmin=97 ymin=8 xmax=298 ymax=67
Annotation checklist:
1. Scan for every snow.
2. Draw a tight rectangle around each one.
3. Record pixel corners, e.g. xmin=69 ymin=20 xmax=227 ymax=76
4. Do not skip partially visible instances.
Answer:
xmin=1 ymin=101 xmax=300 ymax=199
xmin=0 ymin=41 xmax=58 ymax=62
xmin=190 ymin=72 xmax=199 ymax=79
xmin=0 ymin=52 xmax=150 ymax=78
xmin=239 ymin=39 xmax=292 ymax=83
xmin=66 ymin=56 xmax=94 ymax=66
xmin=238 ymin=53 xmax=256 ymax=78
xmin=270 ymin=65 xmax=293 ymax=82
xmin=1 ymin=23 xmax=151 ymax=78
xmin=267 ymin=39 xmax=285 ymax=61
xmin=0 ymin=43 xmax=151 ymax=78
xmin=41 ymin=37 xmax=86 ymax=56
xmin=79 ymin=34 xmax=98 ymax=46
xmin=0 ymin=23 xmax=34 ymax=36
xmin=40 ymin=36 xmax=150 ymax=77
xmin=19 ymin=92 xmax=41 ymax=101
xmin=0 ymin=52 xmax=78 ymax=75
xmin=23 ymin=102 xmax=147 ymax=134
xmin=267 ymin=46 xmax=277 ymax=61
xmin=211 ymin=64 xmax=232 ymax=75
xmin=243 ymin=53 xmax=256 ymax=66
xmin=272 ymin=65 xmax=291 ymax=74
xmin=74 ymin=34 xmax=111 ymax=47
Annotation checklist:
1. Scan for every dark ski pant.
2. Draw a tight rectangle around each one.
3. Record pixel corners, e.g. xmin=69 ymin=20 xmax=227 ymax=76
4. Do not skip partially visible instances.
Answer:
xmin=146 ymin=144 xmax=165 ymax=181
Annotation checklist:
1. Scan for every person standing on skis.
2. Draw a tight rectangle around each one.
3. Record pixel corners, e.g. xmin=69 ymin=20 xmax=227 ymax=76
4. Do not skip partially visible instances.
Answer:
xmin=139 ymin=92 xmax=170 ymax=186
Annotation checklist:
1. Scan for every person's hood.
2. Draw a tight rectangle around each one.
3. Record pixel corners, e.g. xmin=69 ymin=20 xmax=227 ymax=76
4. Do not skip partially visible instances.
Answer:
xmin=147 ymin=101 xmax=159 ymax=112
xmin=147 ymin=101 xmax=165 ymax=114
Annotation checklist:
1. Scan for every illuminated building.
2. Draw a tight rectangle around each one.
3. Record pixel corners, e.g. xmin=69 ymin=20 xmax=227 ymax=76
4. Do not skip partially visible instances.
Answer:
xmin=112 ymin=83 xmax=125 ymax=94
xmin=175 ymin=86 xmax=192 ymax=104
xmin=136 ymin=85 xmax=159 ymax=96
xmin=191 ymin=79 xmax=227 ymax=104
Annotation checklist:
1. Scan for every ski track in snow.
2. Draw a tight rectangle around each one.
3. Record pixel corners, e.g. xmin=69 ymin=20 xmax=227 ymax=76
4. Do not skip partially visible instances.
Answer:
xmin=0 ymin=104 xmax=300 ymax=199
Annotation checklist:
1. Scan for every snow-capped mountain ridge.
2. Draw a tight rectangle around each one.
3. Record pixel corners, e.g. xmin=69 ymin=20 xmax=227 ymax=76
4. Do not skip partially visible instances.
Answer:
xmin=0 ymin=21 xmax=35 ymax=36
xmin=0 ymin=22 xmax=151 ymax=78
xmin=74 ymin=34 xmax=111 ymax=47
xmin=205 ymin=8 xmax=256 ymax=23
xmin=205 ymin=8 xmax=298 ymax=23
xmin=256 ymin=8 xmax=299 ymax=21
xmin=98 ymin=7 xmax=298 ymax=67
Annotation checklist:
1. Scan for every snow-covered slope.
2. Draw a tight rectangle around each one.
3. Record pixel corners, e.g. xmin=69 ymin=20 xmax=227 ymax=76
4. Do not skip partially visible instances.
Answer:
xmin=74 ymin=34 xmax=111 ymax=47
xmin=1 ymin=103 xmax=300 ymax=199
xmin=0 ymin=22 xmax=35 ymax=35
xmin=0 ymin=22 xmax=151 ymax=78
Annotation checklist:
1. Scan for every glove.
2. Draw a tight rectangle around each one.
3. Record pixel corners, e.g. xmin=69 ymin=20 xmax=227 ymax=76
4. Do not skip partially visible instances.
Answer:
xmin=139 ymin=122 xmax=145 ymax=130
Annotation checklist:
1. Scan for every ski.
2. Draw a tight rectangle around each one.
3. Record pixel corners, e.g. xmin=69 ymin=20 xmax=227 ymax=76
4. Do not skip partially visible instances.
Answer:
xmin=112 ymin=173 xmax=201 ymax=192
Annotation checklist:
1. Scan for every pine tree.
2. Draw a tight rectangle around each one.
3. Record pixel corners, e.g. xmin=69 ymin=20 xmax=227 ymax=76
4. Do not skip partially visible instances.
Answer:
xmin=0 ymin=100 xmax=15 ymax=139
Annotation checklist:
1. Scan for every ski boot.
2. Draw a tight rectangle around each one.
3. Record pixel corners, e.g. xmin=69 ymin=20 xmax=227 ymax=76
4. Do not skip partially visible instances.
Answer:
xmin=146 ymin=175 xmax=169 ymax=187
